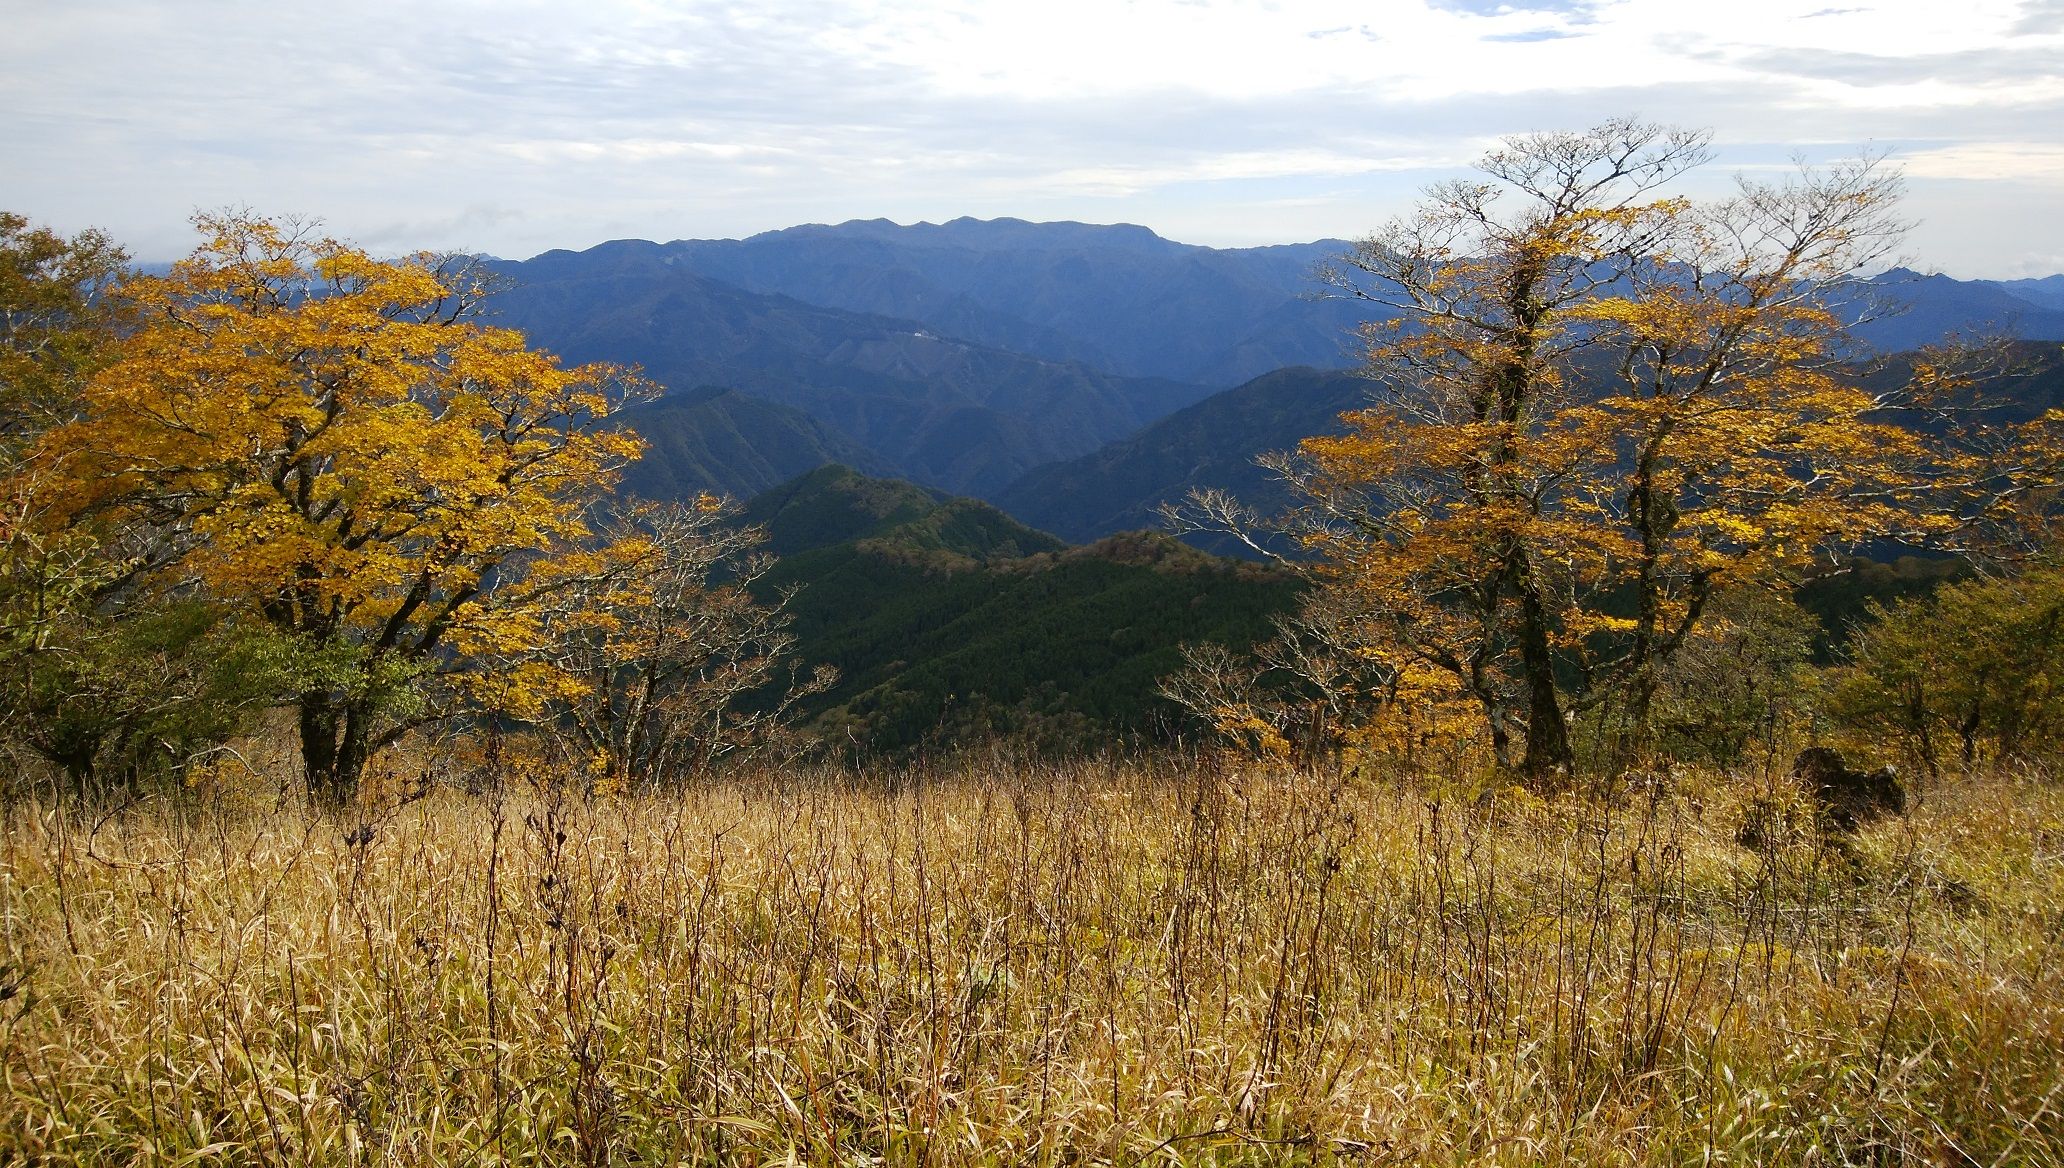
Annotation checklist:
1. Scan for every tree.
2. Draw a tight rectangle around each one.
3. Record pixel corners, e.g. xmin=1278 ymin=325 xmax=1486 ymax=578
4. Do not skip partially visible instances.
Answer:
xmin=1179 ymin=120 xmax=1924 ymax=786
xmin=522 ymin=497 xmax=835 ymax=789
xmin=1158 ymin=586 xmax=1404 ymax=767
xmin=1828 ymin=563 xmax=2064 ymax=776
xmin=0 ymin=213 xmax=255 ymax=794
xmin=1 ymin=593 xmax=294 ymax=793
xmin=30 ymin=212 xmax=651 ymax=806
xmin=0 ymin=212 xmax=129 ymax=446
xmin=1645 ymin=584 xmax=1817 ymax=771
xmin=1895 ymin=340 xmax=2064 ymax=559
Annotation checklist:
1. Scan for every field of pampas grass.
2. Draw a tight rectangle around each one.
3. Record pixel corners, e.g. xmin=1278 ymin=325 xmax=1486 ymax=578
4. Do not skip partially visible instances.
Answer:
xmin=4 ymin=757 xmax=2063 ymax=1165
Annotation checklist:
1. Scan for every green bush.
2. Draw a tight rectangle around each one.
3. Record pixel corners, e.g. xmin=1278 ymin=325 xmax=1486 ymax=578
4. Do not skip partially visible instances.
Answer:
xmin=1827 ymin=563 xmax=2064 ymax=776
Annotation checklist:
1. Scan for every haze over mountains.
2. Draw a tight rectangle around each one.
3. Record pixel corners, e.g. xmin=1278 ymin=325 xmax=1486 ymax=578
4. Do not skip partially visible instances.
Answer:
xmin=486 ymin=216 xmax=2064 ymax=544
xmin=485 ymin=239 xmax=1208 ymax=498
xmin=663 ymin=218 xmax=1368 ymax=385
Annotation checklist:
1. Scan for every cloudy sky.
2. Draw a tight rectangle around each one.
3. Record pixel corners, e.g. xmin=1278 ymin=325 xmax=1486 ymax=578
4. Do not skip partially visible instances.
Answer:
xmin=6 ymin=0 xmax=2061 ymax=276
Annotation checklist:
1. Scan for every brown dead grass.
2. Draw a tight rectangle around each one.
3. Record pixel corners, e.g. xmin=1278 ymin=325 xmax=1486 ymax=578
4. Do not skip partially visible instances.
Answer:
xmin=3 ymin=756 xmax=2062 ymax=1165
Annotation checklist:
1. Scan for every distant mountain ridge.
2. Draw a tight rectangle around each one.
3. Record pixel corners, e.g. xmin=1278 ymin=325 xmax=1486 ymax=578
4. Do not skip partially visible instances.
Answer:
xmin=1857 ymin=269 xmax=2064 ymax=352
xmin=995 ymin=366 xmax=1374 ymax=545
xmin=614 ymin=218 xmax=2064 ymax=385
xmin=653 ymin=217 xmax=1368 ymax=386
xmin=481 ymin=219 xmax=2064 ymax=518
xmin=484 ymin=240 xmax=1210 ymax=497
xmin=1990 ymin=275 xmax=2064 ymax=312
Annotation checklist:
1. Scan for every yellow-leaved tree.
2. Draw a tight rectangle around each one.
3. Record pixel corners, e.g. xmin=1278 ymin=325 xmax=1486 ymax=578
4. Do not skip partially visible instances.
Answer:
xmin=34 ymin=213 xmax=651 ymax=805
xmin=1178 ymin=120 xmax=1936 ymax=785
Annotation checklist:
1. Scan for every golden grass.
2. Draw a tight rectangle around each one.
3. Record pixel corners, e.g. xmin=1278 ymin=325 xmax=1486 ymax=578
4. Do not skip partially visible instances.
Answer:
xmin=3 ymin=758 xmax=2062 ymax=1165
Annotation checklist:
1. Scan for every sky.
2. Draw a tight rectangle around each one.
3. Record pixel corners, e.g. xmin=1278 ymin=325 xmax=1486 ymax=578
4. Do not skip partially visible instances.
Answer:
xmin=5 ymin=0 xmax=2062 ymax=278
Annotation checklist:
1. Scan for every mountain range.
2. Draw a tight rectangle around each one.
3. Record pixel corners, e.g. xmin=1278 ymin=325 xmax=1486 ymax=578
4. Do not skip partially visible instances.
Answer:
xmin=485 ymin=239 xmax=1209 ymax=498
xmin=480 ymin=217 xmax=2064 ymax=544
xmin=663 ymin=217 xmax=1368 ymax=385
xmin=477 ymin=217 xmax=2064 ymax=756
xmin=1857 ymin=270 xmax=2064 ymax=353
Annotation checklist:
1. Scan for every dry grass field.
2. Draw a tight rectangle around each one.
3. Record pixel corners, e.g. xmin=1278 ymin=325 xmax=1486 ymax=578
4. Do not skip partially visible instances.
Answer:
xmin=4 ymin=757 xmax=2062 ymax=1165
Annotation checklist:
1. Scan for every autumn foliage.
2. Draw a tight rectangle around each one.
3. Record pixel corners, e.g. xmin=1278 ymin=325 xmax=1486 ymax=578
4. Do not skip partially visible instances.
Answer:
xmin=0 ymin=212 xmax=825 ymax=805
xmin=1173 ymin=121 xmax=2001 ymax=786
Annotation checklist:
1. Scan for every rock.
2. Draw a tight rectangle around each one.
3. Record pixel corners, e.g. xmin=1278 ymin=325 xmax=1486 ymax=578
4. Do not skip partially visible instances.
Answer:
xmin=1791 ymin=746 xmax=1905 ymax=834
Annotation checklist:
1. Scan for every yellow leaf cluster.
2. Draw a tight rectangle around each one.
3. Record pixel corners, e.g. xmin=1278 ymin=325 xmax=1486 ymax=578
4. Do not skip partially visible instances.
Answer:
xmin=30 ymin=211 xmax=656 ymax=718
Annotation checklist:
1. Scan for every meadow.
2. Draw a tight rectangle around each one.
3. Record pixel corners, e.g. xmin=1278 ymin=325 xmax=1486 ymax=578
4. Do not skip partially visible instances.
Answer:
xmin=4 ymin=754 xmax=2061 ymax=1165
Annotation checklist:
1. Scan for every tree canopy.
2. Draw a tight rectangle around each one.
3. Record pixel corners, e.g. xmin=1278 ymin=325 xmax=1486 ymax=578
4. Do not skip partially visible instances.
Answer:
xmin=1179 ymin=119 xmax=1944 ymax=784
xmin=26 ymin=213 xmax=655 ymax=803
xmin=0 ymin=212 xmax=129 ymax=445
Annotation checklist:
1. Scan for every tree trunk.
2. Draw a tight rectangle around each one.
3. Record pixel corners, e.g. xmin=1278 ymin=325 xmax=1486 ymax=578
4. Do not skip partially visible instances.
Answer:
xmin=299 ymin=694 xmax=374 ymax=809
xmin=1610 ymin=666 xmax=1661 ymax=769
xmin=1508 ymin=551 xmax=1575 ymax=788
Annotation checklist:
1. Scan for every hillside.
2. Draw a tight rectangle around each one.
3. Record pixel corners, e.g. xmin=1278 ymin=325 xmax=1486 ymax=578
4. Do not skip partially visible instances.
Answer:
xmin=995 ymin=366 xmax=1374 ymax=544
xmin=485 ymin=241 xmax=1210 ymax=497
xmin=617 ymin=386 xmax=890 ymax=503
xmin=739 ymin=463 xmax=1066 ymax=561
xmin=740 ymin=468 xmax=1301 ymax=755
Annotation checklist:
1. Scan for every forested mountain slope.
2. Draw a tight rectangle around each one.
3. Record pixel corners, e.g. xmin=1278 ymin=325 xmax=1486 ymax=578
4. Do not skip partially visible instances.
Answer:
xmin=739 ymin=468 xmax=1300 ymax=755
xmin=617 ymin=386 xmax=891 ymax=503
xmin=739 ymin=464 xmax=1066 ymax=561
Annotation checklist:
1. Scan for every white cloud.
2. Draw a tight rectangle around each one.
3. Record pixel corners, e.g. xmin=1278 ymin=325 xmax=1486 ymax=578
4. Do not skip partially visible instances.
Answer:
xmin=1903 ymin=142 xmax=2064 ymax=181
xmin=1034 ymin=148 xmax=1471 ymax=197
xmin=1 ymin=0 xmax=2058 ymax=275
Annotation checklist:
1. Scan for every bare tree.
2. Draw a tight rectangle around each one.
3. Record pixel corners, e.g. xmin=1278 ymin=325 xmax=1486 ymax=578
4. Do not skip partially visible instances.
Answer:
xmin=529 ymin=499 xmax=833 ymax=787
